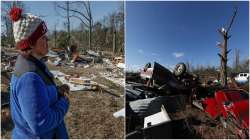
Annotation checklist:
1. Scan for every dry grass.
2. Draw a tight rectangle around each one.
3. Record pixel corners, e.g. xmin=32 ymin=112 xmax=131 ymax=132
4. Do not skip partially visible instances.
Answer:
xmin=180 ymin=105 xmax=238 ymax=139
xmin=65 ymin=90 xmax=124 ymax=139
xmin=1 ymin=107 xmax=13 ymax=139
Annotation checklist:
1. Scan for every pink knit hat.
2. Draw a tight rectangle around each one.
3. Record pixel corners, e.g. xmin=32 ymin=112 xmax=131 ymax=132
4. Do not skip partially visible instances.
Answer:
xmin=9 ymin=7 xmax=48 ymax=51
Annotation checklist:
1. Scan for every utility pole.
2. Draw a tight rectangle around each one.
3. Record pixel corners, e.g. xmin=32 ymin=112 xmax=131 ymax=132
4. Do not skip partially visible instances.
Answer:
xmin=217 ymin=7 xmax=237 ymax=87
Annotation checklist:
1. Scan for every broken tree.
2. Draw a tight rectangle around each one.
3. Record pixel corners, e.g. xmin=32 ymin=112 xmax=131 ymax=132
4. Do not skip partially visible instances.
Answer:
xmin=57 ymin=1 xmax=93 ymax=50
xmin=217 ymin=7 xmax=237 ymax=87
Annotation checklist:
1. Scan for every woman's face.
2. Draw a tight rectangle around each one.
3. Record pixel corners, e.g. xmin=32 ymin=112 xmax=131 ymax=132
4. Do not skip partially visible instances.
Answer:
xmin=33 ymin=34 xmax=49 ymax=57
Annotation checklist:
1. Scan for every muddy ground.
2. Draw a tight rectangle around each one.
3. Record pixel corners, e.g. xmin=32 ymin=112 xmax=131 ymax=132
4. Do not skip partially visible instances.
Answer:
xmin=1 ymin=64 xmax=124 ymax=139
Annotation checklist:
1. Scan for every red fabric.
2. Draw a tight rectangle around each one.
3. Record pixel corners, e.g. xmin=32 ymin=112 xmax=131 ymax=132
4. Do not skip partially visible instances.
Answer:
xmin=16 ymin=22 xmax=48 ymax=51
xmin=227 ymin=92 xmax=241 ymax=101
xmin=215 ymin=91 xmax=228 ymax=104
xmin=203 ymin=98 xmax=221 ymax=119
xmin=16 ymin=40 xmax=30 ymax=51
xmin=9 ymin=7 xmax=22 ymax=22
xmin=233 ymin=100 xmax=249 ymax=128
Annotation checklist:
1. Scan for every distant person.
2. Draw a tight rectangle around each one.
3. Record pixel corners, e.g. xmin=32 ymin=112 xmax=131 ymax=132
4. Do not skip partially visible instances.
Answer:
xmin=9 ymin=7 xmax=70 ymax=139
xmin=70 ymin=45 xmax=79 ymax=63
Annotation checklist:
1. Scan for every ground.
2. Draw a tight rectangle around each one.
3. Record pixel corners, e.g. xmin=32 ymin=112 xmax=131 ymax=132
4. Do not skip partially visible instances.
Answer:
xmin=1 ymin=64 xmax=124 ymax=139
xmin=177 ymin=105 xmax=238 ymax=139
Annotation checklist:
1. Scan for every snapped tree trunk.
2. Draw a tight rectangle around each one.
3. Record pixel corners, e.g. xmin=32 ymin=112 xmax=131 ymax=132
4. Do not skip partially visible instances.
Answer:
xmin=218 ymin=7 xmax=237 ymax=87
xmin=67 ymin=1 xmax=71 ymax=49
xmin=88 ymin=6 xmax=92 ymax=51
xmin=113 ymin=31 xmax=116 ymax=55
xmin=220 ymin=36 xmax=228 ymax=87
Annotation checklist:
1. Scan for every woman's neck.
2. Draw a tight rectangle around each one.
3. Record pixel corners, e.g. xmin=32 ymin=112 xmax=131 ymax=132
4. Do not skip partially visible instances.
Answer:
xmin=31 ymin=52 xmax=43 ymax=60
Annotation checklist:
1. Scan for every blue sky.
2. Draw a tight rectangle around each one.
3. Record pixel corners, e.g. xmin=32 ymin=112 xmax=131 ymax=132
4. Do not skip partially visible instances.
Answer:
xmin=126 ymin=1 xmax=249 ymax=71
xmin=2 ymin=1 xmax=122 ymax=32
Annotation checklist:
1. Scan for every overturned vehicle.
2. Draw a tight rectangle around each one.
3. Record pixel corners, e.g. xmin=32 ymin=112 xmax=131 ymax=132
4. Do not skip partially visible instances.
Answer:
xmin=126 ymin=62 xmax=202 ymax=138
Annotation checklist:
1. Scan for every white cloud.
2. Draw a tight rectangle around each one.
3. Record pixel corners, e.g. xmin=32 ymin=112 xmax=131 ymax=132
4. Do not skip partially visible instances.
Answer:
xmin=138 ymin=49 xmax=144 ymax=54
xmin=126 ymin=64 xmax=143 ymax=72
xmin=151 ymin=53 xmax=158 ymax=56
xmin=173 ymin=52 xmax=184 ymax=58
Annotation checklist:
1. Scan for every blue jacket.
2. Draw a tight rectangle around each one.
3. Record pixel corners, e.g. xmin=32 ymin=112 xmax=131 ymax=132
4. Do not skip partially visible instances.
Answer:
xmin=10 ymin=55 xmax=69 ymax=139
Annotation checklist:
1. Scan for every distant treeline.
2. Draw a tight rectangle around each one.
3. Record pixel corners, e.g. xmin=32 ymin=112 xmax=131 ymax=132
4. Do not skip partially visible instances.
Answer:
xmin=187 ymin=59 xmax=249 ymax=77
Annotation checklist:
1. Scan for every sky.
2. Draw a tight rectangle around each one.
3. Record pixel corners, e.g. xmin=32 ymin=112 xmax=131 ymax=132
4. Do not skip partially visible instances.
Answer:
xmin=1 ymin=1 xmax=122 ymax=32
xmin=126 ymin=1 xmax=249 ymax=71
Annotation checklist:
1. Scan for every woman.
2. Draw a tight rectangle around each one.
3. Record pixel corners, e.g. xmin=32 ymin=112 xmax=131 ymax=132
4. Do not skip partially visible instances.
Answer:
xmin=9 ymin=7 xmax=70 ymax=139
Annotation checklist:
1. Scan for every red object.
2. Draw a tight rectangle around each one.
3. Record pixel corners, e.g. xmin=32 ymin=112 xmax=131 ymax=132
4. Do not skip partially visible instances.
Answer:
xmin=203 ymin=89 xmax=249 ymax=137
xmin=16 ymin=40 xmax=30 ymax=51
xmin=203 ymin=98 xmax=221 ymax=119
xmin=9 ymin=7 xmax=22 ymax=22
xmin=16 ymin=22 xmax=48 ymax=51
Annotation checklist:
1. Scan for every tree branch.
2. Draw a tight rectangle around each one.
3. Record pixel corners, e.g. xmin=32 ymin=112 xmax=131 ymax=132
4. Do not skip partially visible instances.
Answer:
xmin=226 ymin=7 xmax=237 ymax=34
xmin=69 ymin=15 xmax=89 ymax=28
xmin=57 ymin=4 xmax=90 ymax=21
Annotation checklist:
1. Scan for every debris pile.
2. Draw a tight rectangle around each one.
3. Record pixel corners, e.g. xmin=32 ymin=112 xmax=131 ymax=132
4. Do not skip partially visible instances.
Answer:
xmin=51 ymin=70 xmax=98 ymax=91
xmin=126 ymin=62 xmax=249 ymax=139
xmin=1 ymin=50 xmax=18 ymax=72
xmin=46 ymin=48 xmax=125 ymax=88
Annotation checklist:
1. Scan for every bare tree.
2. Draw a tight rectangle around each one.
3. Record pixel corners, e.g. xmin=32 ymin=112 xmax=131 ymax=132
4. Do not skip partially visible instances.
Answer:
xmin=54 ymin=22 xmax=57 ymax=48
xmin=56 ymin=1 xmax=93 ymax=50
xmin=66 ymin=1 xmax=71 ymax=48
xmin=217 ymin=7 xmax=237 ymax=87
xmin=54 ymin=1 xmax=71 ymax=52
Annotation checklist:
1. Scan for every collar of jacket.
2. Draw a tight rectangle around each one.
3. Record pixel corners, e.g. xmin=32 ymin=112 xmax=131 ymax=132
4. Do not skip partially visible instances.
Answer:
xmin=13 ymin=54 xmax=55 ymax=85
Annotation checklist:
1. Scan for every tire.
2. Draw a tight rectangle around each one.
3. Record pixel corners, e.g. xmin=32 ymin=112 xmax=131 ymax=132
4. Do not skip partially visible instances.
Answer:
xmin=174 ymin=63 xmax=186 ymax=76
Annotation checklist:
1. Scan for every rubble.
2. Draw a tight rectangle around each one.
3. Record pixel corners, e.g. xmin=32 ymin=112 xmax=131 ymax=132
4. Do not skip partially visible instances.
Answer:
xmin=117 ymin=62 xmax=125 ymax=69
xmin=47 ymin=57 xmax=62 ymax=66
xmin=87 ymin=50 xmax=100 ymax=57
xmin=1 ymin=50 xmax=18 ymax=72
xmin=144 ymin=105 xmax=171 ymax=128
xmin=45 ymin=49 xmax=126 ymax=71
xmin=47 ymin=50 xmax=59 ymax=57
xmin=126 ymin=61 xmax=249 ymax=139
xmin=51 ymin=70 xmax=98 ymax=91
xmin=113 ymin=108 xmax=125 ymax=118
xmin=99 ymin=72 xmax=124 ymax=87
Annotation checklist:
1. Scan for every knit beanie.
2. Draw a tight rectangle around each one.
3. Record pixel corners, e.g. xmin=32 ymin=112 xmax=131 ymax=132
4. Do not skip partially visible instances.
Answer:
xmin=9 ymin=7 xmax=48 ymax=51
